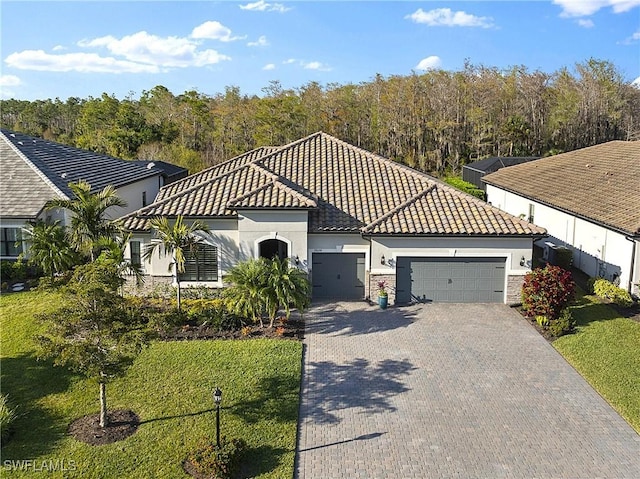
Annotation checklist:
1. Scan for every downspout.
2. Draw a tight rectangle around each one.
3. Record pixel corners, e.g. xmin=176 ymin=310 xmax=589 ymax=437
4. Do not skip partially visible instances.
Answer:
xmin=626 ymin=236 xmax=637 ymax=294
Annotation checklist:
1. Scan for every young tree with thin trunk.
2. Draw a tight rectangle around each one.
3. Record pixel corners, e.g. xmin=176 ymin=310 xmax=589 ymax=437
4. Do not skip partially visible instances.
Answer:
xmin=142 ymin=215 xmax=210 ymax=310
xmin=36 ymin=261 xmax=151 ymax=428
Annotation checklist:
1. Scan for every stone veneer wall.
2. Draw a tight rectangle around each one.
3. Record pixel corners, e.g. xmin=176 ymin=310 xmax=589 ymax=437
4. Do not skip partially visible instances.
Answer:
xmin=369 ymin=274 xmax=397 ymax=304
xmin=506 ymin=275 xmax=525 ymax=305
xmin=123 ymin=276 xmax=174 ymax=297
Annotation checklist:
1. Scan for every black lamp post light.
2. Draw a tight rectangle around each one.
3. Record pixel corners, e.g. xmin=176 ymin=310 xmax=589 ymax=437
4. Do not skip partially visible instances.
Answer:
xmin=213 ymin=386 xmax=222 ymax=448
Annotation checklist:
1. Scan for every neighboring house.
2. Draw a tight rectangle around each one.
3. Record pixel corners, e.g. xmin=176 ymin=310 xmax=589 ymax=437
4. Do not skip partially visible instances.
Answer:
xmin=132 ymin=160 xmax=189 ymax=191
xmin=0 ymin=129 xmax=166 ymax=260
xmin=484 ymin=141 xmax=640 ymax=295
xmin=122 ymin=132 xmax=545 ymax=305
xmin=463 ymin=156 xmax=539 ymax=192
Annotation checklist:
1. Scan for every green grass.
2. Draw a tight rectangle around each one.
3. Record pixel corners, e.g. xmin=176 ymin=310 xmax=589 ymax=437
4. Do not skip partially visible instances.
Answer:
xmin=554 ymin=289 xmax=640 ymax=433
xmin=1 ymin=290 xmax=302 ymax=478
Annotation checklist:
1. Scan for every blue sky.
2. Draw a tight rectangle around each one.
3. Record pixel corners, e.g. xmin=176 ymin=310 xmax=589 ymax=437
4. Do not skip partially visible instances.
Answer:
xmin=1 ymin=1 xmax=639 ymax=101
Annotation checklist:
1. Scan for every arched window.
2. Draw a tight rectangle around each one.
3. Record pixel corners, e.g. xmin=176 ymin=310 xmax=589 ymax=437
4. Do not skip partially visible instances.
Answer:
xmin=258 ymin=239 xmax=288 ymax=261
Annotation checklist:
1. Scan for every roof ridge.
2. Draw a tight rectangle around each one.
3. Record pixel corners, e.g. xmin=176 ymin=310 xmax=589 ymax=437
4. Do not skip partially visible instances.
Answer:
xmin=0 ymin=130 xmax=69 ymax=201
xmin=362 ymin=184 xmax=437 ymax=233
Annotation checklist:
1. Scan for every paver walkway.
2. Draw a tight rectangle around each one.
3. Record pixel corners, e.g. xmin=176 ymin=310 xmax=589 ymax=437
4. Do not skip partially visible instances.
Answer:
xmin=295 ymin=302 xmax=640 ymax=478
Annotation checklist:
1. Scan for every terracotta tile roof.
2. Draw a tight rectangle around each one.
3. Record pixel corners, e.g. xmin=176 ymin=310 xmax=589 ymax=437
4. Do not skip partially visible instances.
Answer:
xmin=122 ymin=132 xmax=545 ymax=237
xmin=483 ymin=141 xmax=640 ymax=236
xmin=156 ymin=146 xmax=280 ymax=201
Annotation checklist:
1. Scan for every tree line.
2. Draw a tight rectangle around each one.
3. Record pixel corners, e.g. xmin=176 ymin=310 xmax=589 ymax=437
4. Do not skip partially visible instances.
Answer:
xmin=2 ymin=58 xmax=638 ymax=176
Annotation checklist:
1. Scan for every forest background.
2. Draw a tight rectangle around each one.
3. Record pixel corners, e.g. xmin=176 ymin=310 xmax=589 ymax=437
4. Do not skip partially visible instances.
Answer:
xmin=2 ymin=58 xmax=638 ymax=177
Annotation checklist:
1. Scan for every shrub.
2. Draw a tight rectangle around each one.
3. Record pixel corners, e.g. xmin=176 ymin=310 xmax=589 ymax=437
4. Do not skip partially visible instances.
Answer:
xmin=187 ymin=437 xmax=247 ymax=479
xmin=0 ymin=260 xmax=27 ymax=282
xmin=443 ymin=176 xmax=486 ymax=201
xmin=521 ymin=265 xmax=575 ymax=320
xmin=548 ymin=309 xmax=576 ymax=337
xmin=535 ymin=315 xmax=549 ymax=328
xmin=553 ymin=247 xmax=573 ymax=270
xmin=0 ymin=394 xmax=19 ymax=443
xmin=592 ymin=278 xmax=633 ymax=307
xmin=181 ymin=299 xmax=245 ymax=331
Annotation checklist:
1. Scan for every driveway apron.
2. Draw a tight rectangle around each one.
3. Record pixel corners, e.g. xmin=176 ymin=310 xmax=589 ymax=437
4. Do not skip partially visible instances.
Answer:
xmin=295 ymin=302 xmax=640 ymax=479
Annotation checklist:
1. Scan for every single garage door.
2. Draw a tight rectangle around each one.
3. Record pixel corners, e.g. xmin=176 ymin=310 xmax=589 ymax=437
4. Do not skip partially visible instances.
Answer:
xmin=396 ymin=257 xmax=505 ymax=304
xmin=312 ymin=253 xmax=365 ymax=300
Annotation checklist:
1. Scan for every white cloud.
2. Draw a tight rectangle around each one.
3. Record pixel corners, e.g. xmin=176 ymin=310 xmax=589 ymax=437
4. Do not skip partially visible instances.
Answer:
xmin=191 ymin=21 xmax=245 ymax=42
xmin=302 ymin=61 xmax=331 ymax=71
xmin=283 ymin=58 xmax=296 ymax=64
xmin=263 ymin=63 xmax=276 ymax=70
xmin=577 ymin=18 xmax=595 ymax=27
xmin=0 ymin=74 xmax=22 ymax=87
xmin=632 ymin=76 xmax=640 ymax=88
xmin=239 ymin=0 xmax=290 ymax=13
xmin=621 ymin=30 xmax=640 ymax=43
xmin=78 ymin=31 xmax=230 ymax=68
xmin=406 ymin=8 xmax=494 ymax=28
xmin=5 ymin=50 xmax=160 ymax=73
xmin=415 ymin=56 xmax=442 ymax=71
xmin=52 ymin=45 xmax=66 ymax=51
xmin=248 ymin=35 xmax=269 ymax=47
xmin=553 ymin=0 xmax=640 ymax=17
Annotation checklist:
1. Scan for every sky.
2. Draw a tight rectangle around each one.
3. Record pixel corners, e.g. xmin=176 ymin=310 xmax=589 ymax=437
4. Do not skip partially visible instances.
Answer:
xmin=1 ymin=0 xmax=639 ymax=101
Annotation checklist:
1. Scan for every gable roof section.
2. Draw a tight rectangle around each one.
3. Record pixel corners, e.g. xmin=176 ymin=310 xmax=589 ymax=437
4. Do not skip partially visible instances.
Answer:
xmin=1 ymin=129 xmax=162 ymax=201
xmin=483 ymin=141 xmax=640 ymax=236
xmin=123 ymin=132 xmax=545 ymax=237
xmin=1 ymin=131 xmax=65 ymax=218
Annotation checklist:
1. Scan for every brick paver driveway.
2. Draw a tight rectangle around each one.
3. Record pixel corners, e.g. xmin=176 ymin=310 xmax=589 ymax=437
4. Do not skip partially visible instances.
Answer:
xmin=295 ymin=302 xmax=640 ymax=479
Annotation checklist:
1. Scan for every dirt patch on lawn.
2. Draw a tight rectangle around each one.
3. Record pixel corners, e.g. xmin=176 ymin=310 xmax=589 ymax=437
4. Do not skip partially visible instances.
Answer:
xmin=68 ymin=409 xmax=139 ymax=445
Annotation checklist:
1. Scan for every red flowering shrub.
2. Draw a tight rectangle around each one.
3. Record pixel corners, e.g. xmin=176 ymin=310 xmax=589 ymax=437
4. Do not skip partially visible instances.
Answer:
xmin=521 ymin=265 xmax=575 ymax=320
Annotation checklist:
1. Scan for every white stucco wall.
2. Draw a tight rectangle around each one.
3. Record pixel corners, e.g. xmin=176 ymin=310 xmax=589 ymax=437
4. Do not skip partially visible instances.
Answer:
xmin=111 ymin=176 xmax=162 ymax=219
xmin=307 ymin=233 xmax=371 ymax=272
xmin=487 ymin=184 xmax=637 ymax=292
xmin=238 ymin=210 xmax=309 ymax=267
xmin=129 ymin=218 xmax=239 ymax=288
xmin=371 ymin=236 xmax=533 ymax=276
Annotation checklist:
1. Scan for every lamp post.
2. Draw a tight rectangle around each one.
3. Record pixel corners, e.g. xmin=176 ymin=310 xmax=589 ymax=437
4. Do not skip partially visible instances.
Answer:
xmin=213 ymin=387 xmax=222 ymax=448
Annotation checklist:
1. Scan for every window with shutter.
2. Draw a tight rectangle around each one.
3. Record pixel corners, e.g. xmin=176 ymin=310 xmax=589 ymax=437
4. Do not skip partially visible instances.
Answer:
xmin=178 ymin=244 xmax=218 ymax=282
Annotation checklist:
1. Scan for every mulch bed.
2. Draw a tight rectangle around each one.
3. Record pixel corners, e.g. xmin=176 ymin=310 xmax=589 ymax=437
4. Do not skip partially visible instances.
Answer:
xmin=68 ymin=409 xmax=139 ymax=445
xmin=159 ymin=317 xmax=305 ymax=341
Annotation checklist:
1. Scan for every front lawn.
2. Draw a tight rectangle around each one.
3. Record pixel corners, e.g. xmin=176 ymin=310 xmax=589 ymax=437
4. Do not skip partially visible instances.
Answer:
xmin=554 ymin=290 xmax=640 ymax=433
xmin=0 ymin=290 xmax=302 ymax=478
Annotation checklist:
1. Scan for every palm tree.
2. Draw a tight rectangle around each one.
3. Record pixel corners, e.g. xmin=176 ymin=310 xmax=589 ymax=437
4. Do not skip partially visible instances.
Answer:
xmin=222 ymin=258 xmax=269 ymax=327
xmin=263 ymin=257 xmax=310 ymax=328
xmin=21 ymin=220 xmax=78 ymax=278
xmin=95 ymin=234 xmax=144 ymax=290
xmin=46 ymin=181 xmax=127 ymax=261
xmin=142 ymin=216 xmax=210 ymax=309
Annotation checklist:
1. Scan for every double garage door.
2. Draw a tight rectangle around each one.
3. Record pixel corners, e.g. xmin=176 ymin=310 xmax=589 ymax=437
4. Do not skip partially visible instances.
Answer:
xmin=396 ymin=257 xmax=506 ymax=304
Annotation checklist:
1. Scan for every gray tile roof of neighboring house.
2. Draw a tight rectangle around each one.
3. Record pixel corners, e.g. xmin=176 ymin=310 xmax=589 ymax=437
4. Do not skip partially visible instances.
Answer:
xmin=1 ymin=129 xmax=162 ymax=218
xmin=132 ymin=160 xmax=188 ymax=183
xmin=122 ymin=132 xmax=545 ymax=237
xmin=464 ymin=156 xmax=540 ymax=174
xmin=483 ymin=141 xmax=640 ymax=236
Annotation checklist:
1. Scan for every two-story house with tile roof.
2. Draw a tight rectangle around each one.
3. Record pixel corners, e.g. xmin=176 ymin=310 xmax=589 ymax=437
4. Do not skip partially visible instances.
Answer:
xmin=0 ymin=129 xmax=185 ymax=260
